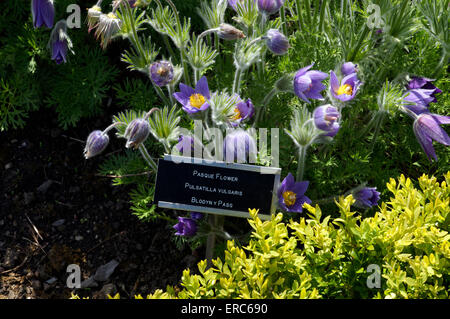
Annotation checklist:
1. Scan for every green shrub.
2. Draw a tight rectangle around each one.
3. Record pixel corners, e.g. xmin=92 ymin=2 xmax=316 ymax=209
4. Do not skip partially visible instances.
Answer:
xmin=148 ymin=172 xmax=449 ymax=299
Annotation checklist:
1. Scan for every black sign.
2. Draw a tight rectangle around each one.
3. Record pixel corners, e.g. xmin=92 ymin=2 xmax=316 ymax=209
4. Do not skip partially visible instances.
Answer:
xmin=154 ymin=155 xmax=281 ymax=219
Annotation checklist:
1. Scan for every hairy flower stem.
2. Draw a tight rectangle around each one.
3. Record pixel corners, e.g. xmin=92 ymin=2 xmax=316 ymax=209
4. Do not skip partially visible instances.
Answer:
xmin=253 ymin=87 xmax=278 ymax=127
xmin=369 ymin=112 xmax=385 ymax=153
xmin=232 ymin=67 xmax=242 ymax=95
xmin=153 ymin=84 xmax=171 ymax=106
xmin=167 ymin=84 xmax=175 ymax=107
xmin=280 ymin=6 xmax=288 ymax=36
xmin=138 ymin=144 xmax=158 ymax=172
xmin=296 ymin=145 xmax=307 ymax=181
xmin=102 ymin=121 xmax=126 ymax=134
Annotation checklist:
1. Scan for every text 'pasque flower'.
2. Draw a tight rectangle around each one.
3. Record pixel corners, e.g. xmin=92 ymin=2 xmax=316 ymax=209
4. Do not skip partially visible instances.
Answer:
xmin=173 ymin=76 xmax=211 ymax=114
xmin=277 ymin=173 xmax=311 ymax=213
xmin=294 ymin=63 xmax=328 ymax=103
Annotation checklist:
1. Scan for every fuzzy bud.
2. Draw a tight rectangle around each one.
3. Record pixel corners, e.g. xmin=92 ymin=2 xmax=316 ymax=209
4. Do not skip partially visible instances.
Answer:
xmin=124 ymin=118 xmax=150 ymax=149
xmin=84 ymin=130 xmax=110 ymax=159
xmin=150 ymin=60 xmax=174 ymax=87
xmin=217 ymin=23 xmax=246 ymax=40
xmin=265 ymin=29 xmax=290 ymax=55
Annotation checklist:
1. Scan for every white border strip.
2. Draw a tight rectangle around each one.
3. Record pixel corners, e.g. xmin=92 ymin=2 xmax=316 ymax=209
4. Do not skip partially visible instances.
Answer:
xmin=158 ymin=201 xmax=272 ymax=221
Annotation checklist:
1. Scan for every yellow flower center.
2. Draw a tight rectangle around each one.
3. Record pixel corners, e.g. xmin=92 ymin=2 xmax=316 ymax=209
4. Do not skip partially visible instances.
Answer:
xmin=231 ymin=107 xmax=242 ymax=121
xmin=336 ymin=84 xmax=353 ymax=96
xmin=282 ymin=191 xmax=297 ymax=207
xmin=189 ymin=94 xmax=206 ymax=109
xmin=157 ymin=66 xmax=169 ymax=77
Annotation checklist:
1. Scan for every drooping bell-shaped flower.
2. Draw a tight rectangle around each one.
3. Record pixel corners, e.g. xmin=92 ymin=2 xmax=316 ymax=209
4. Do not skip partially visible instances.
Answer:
xmin=217 ymin=23 xmax=245 ymax=40
xmin=48 ymin=20 xmax=73 ymax=65
xmin=330 ymin=71 xmax=361 ymax=102
xmin=124 ymin=118 xmax=151 ymax=149
xmin=32 ymin=0 xmax=55 ymax=29
xmin=84 ymin=130 xmax=110 ymax=159
xmin=223 ymin=129 xmax=257 ymax=163
xmin=277 ymin=173 xmax=311 ymax=213
xmin=413 ymin=113 xmax=450 ymax=161
xmin=353 ymin=187 xmax=380 ymax=209
xmin=173 ymin=217 xmax=197 ymax=237
xmin=293 ymin=63 xmax=328 ymax=103
xmin=173 ymin=76 xmax=211 ymax=114
xmin=265 ymin=29 xmax=290 ymax=55
xmin=341 ymin=62 xmax=358 ymax=76
xmin=257 ymin=0 xmax=285 ymax=15
xmin=313 ymin=105 xmax=340 ymax=137
xmin=150 ymin=60 xmax=174 ymax=87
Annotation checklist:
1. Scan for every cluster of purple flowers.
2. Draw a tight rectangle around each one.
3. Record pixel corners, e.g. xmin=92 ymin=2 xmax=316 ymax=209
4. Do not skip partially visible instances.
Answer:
xmin=32 ymin=0 xmax=72 ymax=65
xmin=402 ymin=77 xmax=449 ymax=161
xmin=173 ymin=212 xmax=203 ymax=237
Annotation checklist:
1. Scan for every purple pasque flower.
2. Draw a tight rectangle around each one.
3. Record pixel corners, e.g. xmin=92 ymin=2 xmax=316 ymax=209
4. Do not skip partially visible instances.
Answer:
xmin=173 ymin=76 xmax=211 ymax=114
xmin=402 ymin=89 xmax=437 ymax=115
xmin=277 ymin=173 xmax=311 ymax=213
xmin=223 ymin=129 xmax=257 ymax=163
xmin=406 ymin=77 xmax=442 ymax=103
xmin=173 ymin=217 xmax=197 ymax=237
xmin=265 ymin=29 xmax=290 ymax=55
xmin=341 ymin=62 xmax=358 ymax=76
xmin=330 ymin=71 xmax=361 ymax=102
xmin=176 ymin=135 xmax=194 ymax=154
xmin=51 ymin=40 xmax=68 ymax=65
xmin=413 ymin=113 xmax=450 ymax=161
xmin=293 ymin=63 xmax=328 ymax=103
xmin=313 ymin=104 xmax=340 ymax=137
xmin=353 ymin=187 xmax=380 ymax=208
xmin=190 ymin=212 xmax=203 ymax=220
xmin=150 ymin=60 xmax=174 ymax=87
xmin=84 ymin=130 xmax=110 ymax=159
xmin=257 ymin=0 xmax=285 ymax=15
xmin=228 ymin=0 xmax=254 ymax=11
xmin=230 ymin=97 xmax=255 ymax=126
xmin=124 ymin=118 xmax=150 ymax=149
xmin=32 ymin=0 xmax=55 ymax=29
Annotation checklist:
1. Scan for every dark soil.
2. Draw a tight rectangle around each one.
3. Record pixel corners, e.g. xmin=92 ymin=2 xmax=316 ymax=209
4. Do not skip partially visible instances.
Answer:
xmin=0 ymin=108 xmax=199 ymax=299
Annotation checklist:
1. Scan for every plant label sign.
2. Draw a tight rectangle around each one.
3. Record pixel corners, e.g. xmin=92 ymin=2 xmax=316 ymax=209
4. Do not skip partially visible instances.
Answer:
xmin=154 ymin=155 xmax=281 ymax=220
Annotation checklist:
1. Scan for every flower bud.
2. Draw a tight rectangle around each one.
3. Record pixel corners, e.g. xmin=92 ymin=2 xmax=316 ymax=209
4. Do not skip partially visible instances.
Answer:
xmin=265 ymin=29 xmax=290 ymax=55
xmin=150 ymin=60 xmax=174 ymax=87
xmin=84 ymin=130 xmax=110 ymax=159
xmin=217 ymin=23 xmax=245 ymax=40
xmin=341 ymin=62 xmax=358 ymax=76
xmin=49 ymin=20 xmax=73 ymax=65
xmin=257 ymin=0 xmax=285 ymax=15
xmin=353 ymin=187 xmax=380 ymax=208
xmin=124 ymin=118 xmax=150 ymax=149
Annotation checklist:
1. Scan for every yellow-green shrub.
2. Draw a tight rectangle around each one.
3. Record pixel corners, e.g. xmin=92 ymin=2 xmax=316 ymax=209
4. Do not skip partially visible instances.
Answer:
xmin=149 ymin=172 xmax=449 ymax=299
